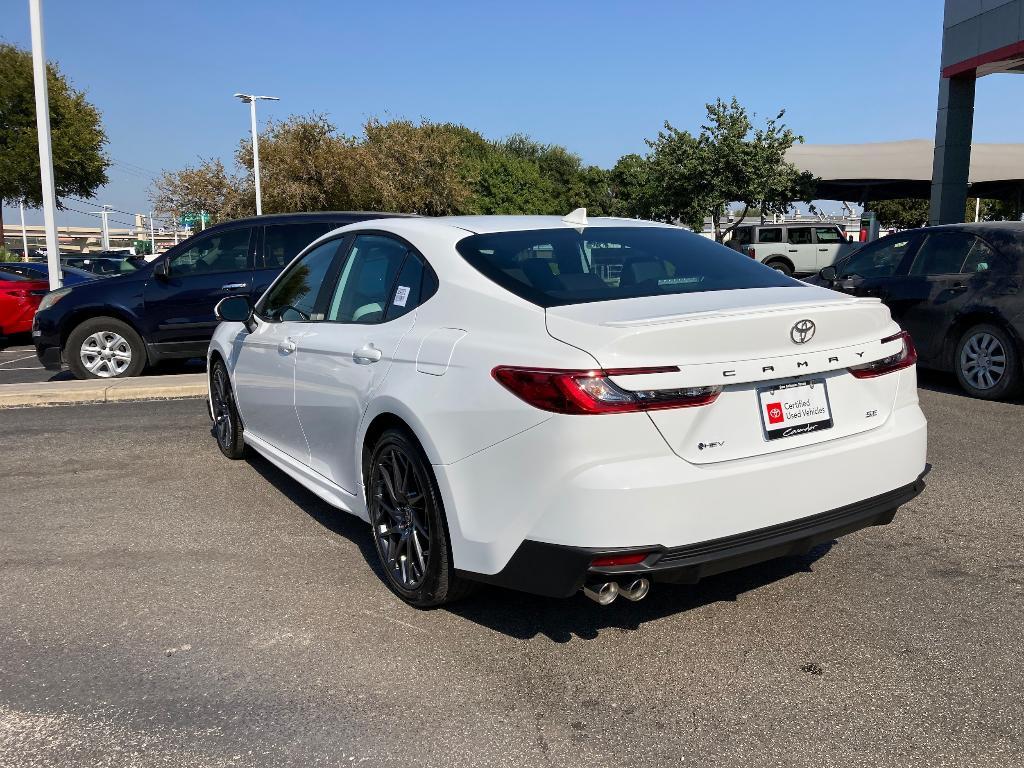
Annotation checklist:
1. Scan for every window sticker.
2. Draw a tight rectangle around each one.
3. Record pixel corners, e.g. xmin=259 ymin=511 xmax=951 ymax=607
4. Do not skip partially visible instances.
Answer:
xmin=393 ymin=285 xmax=411 ymax=307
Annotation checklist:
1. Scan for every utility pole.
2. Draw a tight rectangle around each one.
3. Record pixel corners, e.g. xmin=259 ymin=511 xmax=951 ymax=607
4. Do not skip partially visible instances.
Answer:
xmin=148 ymin=211 xmax=156 ymax=256
xmin=29 ymin=0 xmax=62 ymax=290
xmin=19 ymin=202 xmax=30 ymax=261
xmin=99 ymin=204 xmax=110 ymax=250
xmin=234 ymin=93 xmax=279 ymax=216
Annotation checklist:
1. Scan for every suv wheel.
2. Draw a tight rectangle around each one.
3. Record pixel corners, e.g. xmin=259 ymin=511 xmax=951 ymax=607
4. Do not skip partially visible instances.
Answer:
xmin=764 ymin=259 xmax=794 ymax=276
xmin=66 ymin=317 xmax=146 ymax=380
xmin=954 ymin=323 xmax=1021 ymax=400
xmin=366 ymin=428 xmax=474 ymax=607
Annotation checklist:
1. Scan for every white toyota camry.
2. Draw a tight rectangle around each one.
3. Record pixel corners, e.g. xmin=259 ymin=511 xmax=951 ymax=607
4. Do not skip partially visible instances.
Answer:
xmin=208 ymin=211 xmax=927 ymax=607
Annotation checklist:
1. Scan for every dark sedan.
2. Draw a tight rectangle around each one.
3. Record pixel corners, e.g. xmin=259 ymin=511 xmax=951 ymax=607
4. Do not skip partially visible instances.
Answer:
xmin=807 ymin=222 xmax=1024 ymax=400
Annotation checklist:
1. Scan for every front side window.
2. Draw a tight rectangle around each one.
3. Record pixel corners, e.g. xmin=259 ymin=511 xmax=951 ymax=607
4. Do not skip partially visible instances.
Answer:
xmin=456 ymin=226 xmax=797 ymax=308
xmin=839 ymin=234 xmax=917 ymax=279
xmin=262 ymin=223 xmax=335 ymax=270
xmin=787 ymin=227 xmax=813 ymax=245
xmin=814 ymin=226 xmax=844 ymax=244
xmin=168 ymin=228 xmax=252 ymax=276
xmin=326 ymin=235 xmax=409 ymax=323
xmin=259 ymin=238 xmax=342 ymax=321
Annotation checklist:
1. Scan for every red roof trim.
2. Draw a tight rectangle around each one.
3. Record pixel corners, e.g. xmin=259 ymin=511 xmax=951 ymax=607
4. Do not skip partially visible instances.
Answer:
xmin=942 ymin=39 xmax=1024 ymax=78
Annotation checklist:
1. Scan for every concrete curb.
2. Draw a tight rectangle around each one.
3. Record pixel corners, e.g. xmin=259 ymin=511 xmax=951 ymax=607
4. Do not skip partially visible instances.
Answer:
xmin=0 ymin=373 xmax=207 ymax=408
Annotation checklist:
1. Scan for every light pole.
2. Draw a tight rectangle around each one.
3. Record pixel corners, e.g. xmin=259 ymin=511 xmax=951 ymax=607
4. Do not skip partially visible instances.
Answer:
xmin=28 ymin=0 xmax=61 ymax=289
xmin=233 ymin=93 xmax=279 ymax=216
xmin=19 ymin=201 xmax=30 ymax=261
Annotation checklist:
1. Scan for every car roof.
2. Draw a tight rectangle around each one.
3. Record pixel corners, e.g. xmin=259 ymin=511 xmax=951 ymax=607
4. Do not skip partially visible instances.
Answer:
xmin=362 ymin=215 xmax=678 ymax=236
xmin=208 ymin=211 xmax=416 ymax=229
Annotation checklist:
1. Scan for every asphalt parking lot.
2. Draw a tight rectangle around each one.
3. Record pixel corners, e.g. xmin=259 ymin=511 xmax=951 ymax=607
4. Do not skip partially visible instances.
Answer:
xmin=0 ymin=337 xmax=204 ymax=385
xmin=2 ymin=385 xmax=1022 ymax=767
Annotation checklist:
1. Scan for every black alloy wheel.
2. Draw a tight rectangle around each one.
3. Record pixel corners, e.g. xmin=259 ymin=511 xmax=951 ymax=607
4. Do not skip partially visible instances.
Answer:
xmin=210 ymin=360 xmax=246 ymax=459
xmin=367 ymin=429 xmax=472 ymax=607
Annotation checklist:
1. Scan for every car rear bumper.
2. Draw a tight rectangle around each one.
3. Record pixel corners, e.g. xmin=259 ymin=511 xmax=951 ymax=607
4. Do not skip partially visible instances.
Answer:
xmin=462 ymin=475 xmax=925 ymax=598
xmin=435 ymin=369 xmax=927 ymax=590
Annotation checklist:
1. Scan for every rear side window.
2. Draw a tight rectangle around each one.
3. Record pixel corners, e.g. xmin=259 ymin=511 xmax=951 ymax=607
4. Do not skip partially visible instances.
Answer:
xmin=456 ymin=226 xmax=798 ymax=308
xmin=787 ymin=227 xmax=813 ymax=245
xmin=326 ymin=235 xmax=409 ymax=324
xmin=262 ymin=223 xmax=335 ymax=269
xmin=758 ymin=228 xmax=782 ymax=243
xmin=910 ymin=232 xmax=989 ymax=276
xmin=814 ymin=226 xmax=844 ymax=244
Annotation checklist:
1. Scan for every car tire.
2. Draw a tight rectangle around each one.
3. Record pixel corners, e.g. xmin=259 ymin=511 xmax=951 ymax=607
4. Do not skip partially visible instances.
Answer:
xmin=66 ymin=317 xmax=147 ymax=380
xmin=765 ymin=259 xmax=794 ymax=276
xmin=954 ymin=323 xmax=1022 ymax=400
xmin=209 ymin=359 xmax=246 ymax=459
xmin=366 ymin=428 xmax=475 ymax=608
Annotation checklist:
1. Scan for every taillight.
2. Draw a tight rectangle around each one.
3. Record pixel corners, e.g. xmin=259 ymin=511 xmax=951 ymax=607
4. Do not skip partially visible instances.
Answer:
xmin=848 ymin=331 xmax=917 ymax=378
xmin=491 ymin=366 xmax=721 ymax=414
xmin=746 ymin=246 xmax=756 ymax=259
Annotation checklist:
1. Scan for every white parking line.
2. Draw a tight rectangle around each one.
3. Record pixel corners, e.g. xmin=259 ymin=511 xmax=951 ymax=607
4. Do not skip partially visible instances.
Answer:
xmin=0 ymin=366 xmax=47 ymax=371
xmin=0 ymin=354 xmax=37 ymax=367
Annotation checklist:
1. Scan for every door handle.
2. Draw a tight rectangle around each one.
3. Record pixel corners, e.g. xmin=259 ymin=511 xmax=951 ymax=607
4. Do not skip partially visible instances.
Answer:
xmin=948 ymin=283 xmax=968 ymax=294
xmin=353 ymin=344 xmax=382 ymax=364
xmin=788 ymin=249 xmax=798 ymax=253
xmin=818 ymin=248 xmax=828 ymax=252
xmin=279 ymin=338 xmax=296 ymax=354
xmin=221 ymin=282 xmax=248 ymax=291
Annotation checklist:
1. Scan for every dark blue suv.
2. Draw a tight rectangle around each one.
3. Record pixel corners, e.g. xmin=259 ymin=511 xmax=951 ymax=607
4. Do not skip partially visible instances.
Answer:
xmin=34 ymin=212 xmax=405 ymax=379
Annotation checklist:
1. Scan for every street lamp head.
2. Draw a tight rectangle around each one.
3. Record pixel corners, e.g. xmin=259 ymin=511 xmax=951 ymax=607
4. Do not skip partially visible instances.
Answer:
xmin=254 ymin=95 xmax=280 ymax=102
xmin=233 ymin=93 xmax=253 ymax=103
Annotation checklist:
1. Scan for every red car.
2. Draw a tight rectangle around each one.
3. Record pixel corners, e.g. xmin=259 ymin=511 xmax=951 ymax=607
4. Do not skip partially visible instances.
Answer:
xmin=0 ymin=271 xmax=49 ymax=337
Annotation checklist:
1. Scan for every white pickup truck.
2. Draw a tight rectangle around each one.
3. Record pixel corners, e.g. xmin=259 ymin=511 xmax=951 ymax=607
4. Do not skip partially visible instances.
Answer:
xmin=728 ymin=223 xmax=857 ymax=276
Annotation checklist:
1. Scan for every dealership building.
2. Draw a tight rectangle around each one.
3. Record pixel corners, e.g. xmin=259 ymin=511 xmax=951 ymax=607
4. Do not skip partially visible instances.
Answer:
xmin=931 ymin=0 xmax=1024 ymax=223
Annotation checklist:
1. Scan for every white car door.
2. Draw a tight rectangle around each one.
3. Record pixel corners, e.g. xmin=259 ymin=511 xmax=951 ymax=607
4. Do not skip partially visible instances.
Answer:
xmin=294 ymin=234 xmax=428 ymax=493
xmin=232 ymin=236 xmax=347 ymax=463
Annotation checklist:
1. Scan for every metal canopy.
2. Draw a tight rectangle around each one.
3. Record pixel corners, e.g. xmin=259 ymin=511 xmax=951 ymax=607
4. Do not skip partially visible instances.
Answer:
xmin=785 ymin=140 xmax=1024 ymax=201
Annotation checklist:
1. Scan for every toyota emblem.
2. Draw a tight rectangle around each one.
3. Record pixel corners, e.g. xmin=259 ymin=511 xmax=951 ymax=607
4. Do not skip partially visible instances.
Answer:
xmin=791 ymin=319 xmax=816 ymax=344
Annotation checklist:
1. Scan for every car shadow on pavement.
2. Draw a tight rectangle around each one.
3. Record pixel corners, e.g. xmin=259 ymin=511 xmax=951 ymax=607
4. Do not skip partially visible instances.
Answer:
xmin=244 ymin=449 xmax=834 ymax=643
xmin=445 ymin=545 xmax=834 ymax=642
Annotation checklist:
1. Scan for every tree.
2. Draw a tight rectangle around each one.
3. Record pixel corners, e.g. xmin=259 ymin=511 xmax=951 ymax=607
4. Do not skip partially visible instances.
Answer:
xmin=150 ymin=158 xmax=247 ymax=225
xmin=645 ymin=98 xmax=816 ymax=240
xmin=474 ymin=150 xmax=553 ymax=214
xmin=353 ymin=118 xmax=473 ymax=215
xmin=234 ymin=113 xmax=360 ymax=214
xmin=0 ymin=43 xmax=109 ymax=239
xmin=607 ymin=153 xmax=656 ymax=219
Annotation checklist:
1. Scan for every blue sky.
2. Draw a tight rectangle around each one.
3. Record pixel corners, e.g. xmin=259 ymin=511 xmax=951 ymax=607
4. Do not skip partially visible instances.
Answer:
xmin=4 ymin=0 xmax=1024 ymax=227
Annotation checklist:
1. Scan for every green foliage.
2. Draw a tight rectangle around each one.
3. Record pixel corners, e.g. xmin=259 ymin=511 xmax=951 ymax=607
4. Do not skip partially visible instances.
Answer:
xmin=0 ymin=43 xmax=109 ymax=209
xmin=0 ymin=246 xmax=19 ymax=262
xmin=133 ymin=240 xmax=153 ymax=256
xmin=644 ymin=98 xmax=816 ymax=240
xmin=151 ymin=101 xmax=816 ymax=230
xmin=864 ymin=199 xmax=929 ymax=229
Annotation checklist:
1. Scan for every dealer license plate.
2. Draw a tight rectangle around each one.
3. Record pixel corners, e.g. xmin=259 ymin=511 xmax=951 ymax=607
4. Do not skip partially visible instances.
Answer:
xmin=757 ymin=379 xmax=833 ymax=441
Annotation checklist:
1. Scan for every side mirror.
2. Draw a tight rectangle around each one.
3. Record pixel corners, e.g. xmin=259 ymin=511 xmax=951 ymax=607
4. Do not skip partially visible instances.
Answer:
xmin=215 ymin=295 xmax=256 ymax=332
xmin=818 ymin=265 xmax=838 ymax=282
xmin=153 ymin=259 xmax=170 ymax=280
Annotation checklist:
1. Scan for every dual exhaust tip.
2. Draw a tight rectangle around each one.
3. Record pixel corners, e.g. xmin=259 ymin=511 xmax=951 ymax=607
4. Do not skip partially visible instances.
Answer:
xmin=582 ymin=578 xmax=650 ymax=605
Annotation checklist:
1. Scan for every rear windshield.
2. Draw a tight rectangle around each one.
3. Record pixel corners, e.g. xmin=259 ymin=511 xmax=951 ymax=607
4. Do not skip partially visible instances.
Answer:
xmin=455 ymin=226 xmax=800 ymax=307
xmin=0 ymin=266 xmax=34 ymax=281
